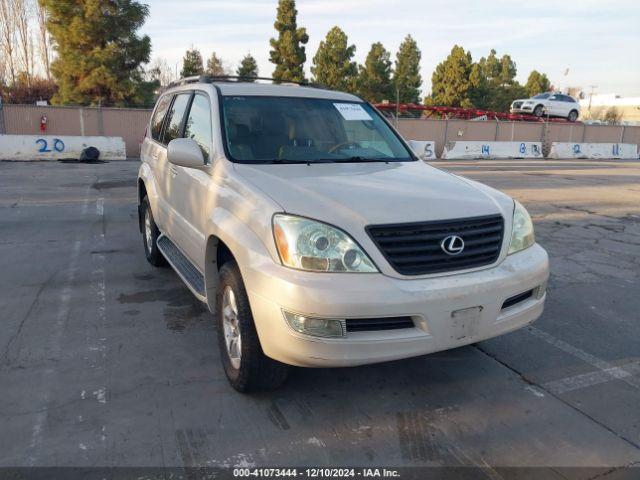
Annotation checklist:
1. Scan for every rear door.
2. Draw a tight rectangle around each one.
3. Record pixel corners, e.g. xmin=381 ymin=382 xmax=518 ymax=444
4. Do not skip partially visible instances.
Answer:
xmin=144 ymin=94 xmax=173 ymax=229
xmin=546 ymin=95 xmax=563 ymax=116
xmin=169 ymin=91 xmax=214 ymax=266
xmin=154 ymin=92 xmax=193 ymax=238
xmin=562 ymin=95 xmax=577 ymax=116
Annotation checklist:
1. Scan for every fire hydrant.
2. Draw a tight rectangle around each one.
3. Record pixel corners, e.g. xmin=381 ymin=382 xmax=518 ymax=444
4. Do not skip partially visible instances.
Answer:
xmin=40 ymin=115 xmax=48 ymax=133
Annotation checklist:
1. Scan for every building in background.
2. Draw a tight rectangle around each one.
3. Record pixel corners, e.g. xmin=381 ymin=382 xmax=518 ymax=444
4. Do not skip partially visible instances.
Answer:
xmin=579 ymin=94 xmax=640 ymax=125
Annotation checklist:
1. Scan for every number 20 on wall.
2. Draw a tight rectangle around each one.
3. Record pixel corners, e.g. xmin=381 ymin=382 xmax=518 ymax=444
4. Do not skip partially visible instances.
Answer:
xmin=36 ymin=138 xmax=65 ymax=153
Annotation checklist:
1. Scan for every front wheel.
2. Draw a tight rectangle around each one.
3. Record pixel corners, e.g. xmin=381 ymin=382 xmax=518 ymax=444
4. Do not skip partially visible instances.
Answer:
xmin=216 ymin=261 xmax=289 ymax=392
xmin=568 ymin=110 xmax=578 ymax=122
xmin=533 ymin=105 xmax=544 ymax=117
xmin=141 ymin=196 xmax=166 ymax=267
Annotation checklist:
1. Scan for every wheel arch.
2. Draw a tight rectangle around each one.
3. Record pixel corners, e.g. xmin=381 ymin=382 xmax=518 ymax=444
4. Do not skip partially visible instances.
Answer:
xmin=204 ymin=235 xmax=237 ymax=313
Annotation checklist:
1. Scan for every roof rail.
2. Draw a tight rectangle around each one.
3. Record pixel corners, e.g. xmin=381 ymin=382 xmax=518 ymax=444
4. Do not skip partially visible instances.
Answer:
xmin=167 ymin=75 xmax=313 ymax=88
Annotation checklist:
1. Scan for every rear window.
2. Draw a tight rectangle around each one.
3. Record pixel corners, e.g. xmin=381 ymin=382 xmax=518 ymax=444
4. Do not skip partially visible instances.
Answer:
xmin=162 ymin=93 xmax=192 ymax=145
xmin=150 ymin=95 xmax=172 ymax=142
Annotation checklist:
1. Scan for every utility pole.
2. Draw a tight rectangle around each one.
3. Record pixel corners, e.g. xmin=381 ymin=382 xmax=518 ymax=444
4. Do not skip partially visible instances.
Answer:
xmin=588 ymin=85 xmax=598 ymax=111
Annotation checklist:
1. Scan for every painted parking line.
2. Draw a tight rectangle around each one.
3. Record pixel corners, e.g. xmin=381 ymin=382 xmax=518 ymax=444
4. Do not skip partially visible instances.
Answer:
xmin=543 ymin=361 xmax=640 ymax=395
xmin=528 ymin=326 xmax=640 ymax=392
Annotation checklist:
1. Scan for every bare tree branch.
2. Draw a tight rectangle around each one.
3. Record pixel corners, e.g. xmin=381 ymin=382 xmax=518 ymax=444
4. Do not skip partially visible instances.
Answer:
xmin=0 ymin=0 xmax=18 ymax=83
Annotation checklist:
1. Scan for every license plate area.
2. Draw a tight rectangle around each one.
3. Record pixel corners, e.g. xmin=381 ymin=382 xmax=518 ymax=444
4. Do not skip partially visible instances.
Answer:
xmin=451 ymin=306 xmax=483 ymax=341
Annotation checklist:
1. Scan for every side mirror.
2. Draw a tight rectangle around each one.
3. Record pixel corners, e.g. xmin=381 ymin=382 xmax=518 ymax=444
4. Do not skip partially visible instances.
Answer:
xmin=167 ymin=138 xmax=205 ymax=169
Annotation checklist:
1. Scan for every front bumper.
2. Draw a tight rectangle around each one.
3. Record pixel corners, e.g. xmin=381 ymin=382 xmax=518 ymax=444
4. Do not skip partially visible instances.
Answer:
xmin=511 ymin=105 xmax=534 ymax=114
xmin=245 ymin=244 xmax=549 ymax=367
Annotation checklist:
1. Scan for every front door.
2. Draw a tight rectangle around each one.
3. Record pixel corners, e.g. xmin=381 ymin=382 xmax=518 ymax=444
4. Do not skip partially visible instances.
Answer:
xmin=169 ymin=92 xmax=215 ymax=268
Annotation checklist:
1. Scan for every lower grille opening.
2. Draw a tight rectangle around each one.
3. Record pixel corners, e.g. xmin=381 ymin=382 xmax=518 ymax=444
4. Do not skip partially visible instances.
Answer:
xmin=346 ymin=316 xmax=415 ymax=333
xmin=502 ymin=290 xmax=534 ymax=310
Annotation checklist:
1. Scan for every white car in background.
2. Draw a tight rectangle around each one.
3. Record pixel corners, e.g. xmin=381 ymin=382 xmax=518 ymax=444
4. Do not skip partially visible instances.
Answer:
xmin=511 ymin=93 xmax=580 ymax=122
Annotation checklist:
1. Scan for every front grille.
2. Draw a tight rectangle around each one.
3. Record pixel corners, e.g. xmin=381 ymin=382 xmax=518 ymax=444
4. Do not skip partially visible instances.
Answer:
xmin=367 ymin=215 xmax=504 ymax=275
xmin=346 ymin=316 xmax=414 ymax=332
xmin=502 ymin=289 xmax=534 ymax=310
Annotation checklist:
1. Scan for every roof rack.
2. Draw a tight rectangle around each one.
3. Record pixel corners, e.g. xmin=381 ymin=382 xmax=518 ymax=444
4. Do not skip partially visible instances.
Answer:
xmin=167 ymin=75 xmax=312 ymax=88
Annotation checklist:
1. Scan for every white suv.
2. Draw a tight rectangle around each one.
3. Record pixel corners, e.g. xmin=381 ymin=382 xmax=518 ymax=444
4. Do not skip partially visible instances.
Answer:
xmin=511 ymin=93 xmax=580 ymax=121
xmin=138 ymin=76 xmax=549 ymax=392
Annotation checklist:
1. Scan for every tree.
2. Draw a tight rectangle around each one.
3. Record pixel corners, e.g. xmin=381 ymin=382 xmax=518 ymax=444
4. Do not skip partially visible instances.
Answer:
xmin=1 ymin=71 xmax=57 ymax=103
xmin=311 ymin=26 xmax=357 ymax=92
xmin=35 ymin=0 xmax=51 ymax=81
xmin=269 ymin=0 xmax=308 ymax=83
xmin=181 ymin=48 xmax=204 ymax=77
xmin=236 ymin=53 xmax=258 ymax=81
xmin=0 ymin=0 xmax=18 ymax=84
xmin=393 ymin=35 xmax=422 ymax=104
xmin=467 ymin=48 xmax=525 ymax=111
xmin=14 ymin=0 xmax=33 ymax=83
xmin=206 ymin=51 xmax=226 ymax=77
xmin=430 ymin=45 xmax=473 ymax=107
xmin=146 ymin=57 xmax=175 ymax=87
xmin=357 ymin=42 xmax=393 ymax=102
xmin=524 ymin=70 xmax=551 ymax=97
xmin=41 ymin=0 xmax=151 ymax=107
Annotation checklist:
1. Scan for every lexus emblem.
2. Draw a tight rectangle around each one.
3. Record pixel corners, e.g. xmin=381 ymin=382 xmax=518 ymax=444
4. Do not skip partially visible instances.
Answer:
xmin=441 ymin=235 xmax=465 ymax=256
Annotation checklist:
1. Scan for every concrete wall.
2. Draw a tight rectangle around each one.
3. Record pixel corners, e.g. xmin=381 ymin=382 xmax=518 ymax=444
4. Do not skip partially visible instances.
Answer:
xmin=396 ymin=118 xmax=640 ymax=157
xmin=2 ymin=104 xmax=639 ymax=159
xmin=2 ymin=104 xmax=151 ymax=158
xmin=0 ymin=134 xmax=126 ymax=161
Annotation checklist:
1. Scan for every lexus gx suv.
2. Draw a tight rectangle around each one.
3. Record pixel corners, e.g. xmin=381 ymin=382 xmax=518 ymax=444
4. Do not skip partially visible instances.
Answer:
xmin=138 ymin=76 xmax=549 ymax=392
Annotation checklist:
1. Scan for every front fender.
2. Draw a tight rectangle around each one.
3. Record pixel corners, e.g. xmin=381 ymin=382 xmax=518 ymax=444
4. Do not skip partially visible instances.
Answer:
xmin=204 ymin=208 xmax=277 ymax=313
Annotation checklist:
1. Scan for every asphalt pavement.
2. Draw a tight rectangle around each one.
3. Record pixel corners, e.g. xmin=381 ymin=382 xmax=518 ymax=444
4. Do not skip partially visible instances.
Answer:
xmin=1 ymin=158 xmax=639 ymax=478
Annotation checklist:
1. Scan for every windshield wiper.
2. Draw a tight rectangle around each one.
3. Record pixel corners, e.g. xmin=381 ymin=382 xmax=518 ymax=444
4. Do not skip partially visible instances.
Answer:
xmin=330 ymin=156 xmax=391 ymax=163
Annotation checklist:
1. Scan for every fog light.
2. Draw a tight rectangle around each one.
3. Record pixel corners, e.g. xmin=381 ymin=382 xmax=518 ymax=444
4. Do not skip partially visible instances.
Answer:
xmin=282 ymin=310 xmax=344 ymax=338
xmin=535 ymin=281 xmax=548 ymax=299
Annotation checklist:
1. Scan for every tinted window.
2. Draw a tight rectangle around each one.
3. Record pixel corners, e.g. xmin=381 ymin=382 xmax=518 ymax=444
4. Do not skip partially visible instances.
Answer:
xmin=184 ymin=93 xmax=213 ymax=163
xmin=162 ymin=93 xmax=192 ymax=145
xmin=563 ymin=95 xmax=576 ymax=103
xmin=533 ymin=93 xmax=551 ymax=99
xmin=221 ymin=96 xmax=413 ymax=163
xmin=150 ymin=95 xmax=172 ymax=141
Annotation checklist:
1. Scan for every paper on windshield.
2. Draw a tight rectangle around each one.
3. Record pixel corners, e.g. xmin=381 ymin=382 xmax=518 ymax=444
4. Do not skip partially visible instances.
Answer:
xmin=333 ymin=103 xmax=372 ymax=121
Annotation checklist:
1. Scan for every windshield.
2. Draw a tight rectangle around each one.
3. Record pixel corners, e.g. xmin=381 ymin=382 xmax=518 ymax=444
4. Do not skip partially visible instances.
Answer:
xmin=533 ymin=93 xmax=551 ymax=99
xmin=221 ymin=96 xmax=415 ymax=163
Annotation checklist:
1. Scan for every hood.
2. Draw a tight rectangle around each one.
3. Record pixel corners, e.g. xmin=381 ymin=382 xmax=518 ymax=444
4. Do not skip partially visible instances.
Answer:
xmin=234 ymin=160 xmax=511 ymax=227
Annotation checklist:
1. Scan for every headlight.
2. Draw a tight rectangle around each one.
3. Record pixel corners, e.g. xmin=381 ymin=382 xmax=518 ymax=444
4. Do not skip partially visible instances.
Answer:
xmin=508 ymin=201 xmax=535 ymax=254
xmin=273 ymin=214 xmax=378 ymax=272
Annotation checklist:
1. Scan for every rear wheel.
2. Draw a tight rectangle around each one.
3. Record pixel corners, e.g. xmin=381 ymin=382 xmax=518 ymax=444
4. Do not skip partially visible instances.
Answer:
xmin=533 ymin=105 xmax=544 ymax=117
xmin=568 ymin=110 xmax=578 ymax=122
xmin=216 ymin=261 xmax=289 ymax=392
xmin=141 ymin=196 xmax=165 ymax=267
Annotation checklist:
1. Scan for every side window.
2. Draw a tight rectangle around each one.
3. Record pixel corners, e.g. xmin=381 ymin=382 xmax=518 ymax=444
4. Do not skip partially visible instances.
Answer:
xmin=162 ymin=93 xmax=192 ymax=145
xmin=150 ymin=95 xmax=172 ymax=142
xmin=184 ymin=93 xmax=213 ymax=163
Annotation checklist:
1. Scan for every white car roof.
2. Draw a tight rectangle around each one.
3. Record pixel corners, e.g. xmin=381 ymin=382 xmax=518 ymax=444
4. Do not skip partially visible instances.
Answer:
xmin=215 ymin=82 xmax=361 ymax=101
xmin=165 ymin=80 xmax=361 ymax=102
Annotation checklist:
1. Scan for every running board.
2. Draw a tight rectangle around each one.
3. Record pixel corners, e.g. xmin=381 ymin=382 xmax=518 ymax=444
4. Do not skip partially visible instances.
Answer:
xmin=157 ymin=235 xmax=207 ymax=302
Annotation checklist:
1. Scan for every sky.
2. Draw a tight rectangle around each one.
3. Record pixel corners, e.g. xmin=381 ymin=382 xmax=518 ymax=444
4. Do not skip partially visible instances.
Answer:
xmin=140 ymin=0 xmax=640 ymax=97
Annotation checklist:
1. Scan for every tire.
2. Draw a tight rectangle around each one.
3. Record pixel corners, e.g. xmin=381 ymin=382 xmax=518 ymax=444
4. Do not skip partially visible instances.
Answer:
xmin=568 ymin=110 xmax=578 ymax=122
xmin=533 ymin=105 xmax=544 ymax=117
xmin=141 ymin=196 xmax=166 ymax=267
xmin=216 ymin=260 xmax=289 ymax=392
